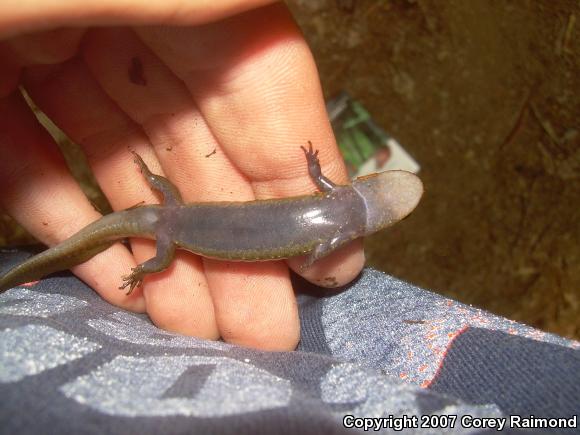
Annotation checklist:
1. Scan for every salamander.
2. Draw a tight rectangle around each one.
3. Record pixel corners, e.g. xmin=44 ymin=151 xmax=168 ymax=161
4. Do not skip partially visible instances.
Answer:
xmin=0 ymin=144 xmax=423 ymax=294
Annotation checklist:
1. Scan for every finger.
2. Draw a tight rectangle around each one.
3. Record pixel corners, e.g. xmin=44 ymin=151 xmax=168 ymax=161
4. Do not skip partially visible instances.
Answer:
xmin=22 ymin=59 xmax=219 ymax=339
xmin=81 ymin=26 xmax=246 ymax=200
xmin=287 ymin=240 xmax=365 ymax=288
xmin=81 ymin=27 xmax=298 ymax=349
xmin=3 ymin=28 xmax=85 ymax=65
xmin=0 ymin=90 xmax=144 ymax=312
xmin=0 ymin=28 xmax=86 ymax=97
xmin=202 ymin=261 xmax=298 ymax=350
xmin=0 ymin=0 xmax=278 ymax=38
xmin=136 ymin=4 xmax=366 ymax=284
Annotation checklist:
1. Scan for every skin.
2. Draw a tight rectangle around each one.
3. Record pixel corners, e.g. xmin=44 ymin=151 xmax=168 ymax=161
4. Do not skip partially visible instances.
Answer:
xmin=0 ymin=145 xmax=423 ymax=295
xmin=0 ymin=0 xmax=412 ymax=350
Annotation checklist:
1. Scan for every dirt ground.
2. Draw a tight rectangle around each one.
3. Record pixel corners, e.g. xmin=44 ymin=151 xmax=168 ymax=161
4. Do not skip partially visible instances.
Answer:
xmin=288 ymin=0 xmax=580 ymax=339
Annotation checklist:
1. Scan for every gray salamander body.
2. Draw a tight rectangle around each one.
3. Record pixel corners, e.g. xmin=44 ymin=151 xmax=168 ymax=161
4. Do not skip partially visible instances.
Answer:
xmin=0 ymin=145 xmax=423 ymax=293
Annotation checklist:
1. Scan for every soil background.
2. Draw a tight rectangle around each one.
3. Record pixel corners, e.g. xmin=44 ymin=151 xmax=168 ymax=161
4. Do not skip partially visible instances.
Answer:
xmin=0 ymin=1 xmax=578 ymax=340
xmin=288 ymin=0 xmax=579 ymax=339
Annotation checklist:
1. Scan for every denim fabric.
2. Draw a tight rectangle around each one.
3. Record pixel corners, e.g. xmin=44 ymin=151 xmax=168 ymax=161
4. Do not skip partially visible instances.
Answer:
xmin=1 ymin=250 xmax=578 ymax=434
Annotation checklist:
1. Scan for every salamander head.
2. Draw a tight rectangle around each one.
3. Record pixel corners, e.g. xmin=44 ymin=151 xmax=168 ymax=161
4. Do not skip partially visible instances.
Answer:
xmin=352 ymin=170 xmax=423 ymax=235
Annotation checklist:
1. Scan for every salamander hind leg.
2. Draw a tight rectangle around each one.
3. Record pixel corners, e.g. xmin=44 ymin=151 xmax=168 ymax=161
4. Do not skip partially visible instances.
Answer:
xmin=132 ymin=152 xmax=183 ymax=206
xmin=119 ymin=234 xmax=176 ymax=294
xmin=300 ymin=141 xmax=337 ymax=192
xmin=120 ymin=265 xmax=147 ymax=294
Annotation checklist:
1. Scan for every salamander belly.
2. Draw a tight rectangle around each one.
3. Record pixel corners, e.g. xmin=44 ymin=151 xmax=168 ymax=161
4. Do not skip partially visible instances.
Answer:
xmin=171 ymin=196 xmax=358 ymax=260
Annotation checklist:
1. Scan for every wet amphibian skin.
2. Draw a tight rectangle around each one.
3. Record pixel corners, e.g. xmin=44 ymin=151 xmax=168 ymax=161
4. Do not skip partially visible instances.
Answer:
xmin=0 ymin=144 xmax=423 ymax=294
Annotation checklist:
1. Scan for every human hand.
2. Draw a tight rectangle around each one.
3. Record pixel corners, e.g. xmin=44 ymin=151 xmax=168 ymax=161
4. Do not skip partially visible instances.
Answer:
xmin=0 ymin=0 xmax=365 ymax=350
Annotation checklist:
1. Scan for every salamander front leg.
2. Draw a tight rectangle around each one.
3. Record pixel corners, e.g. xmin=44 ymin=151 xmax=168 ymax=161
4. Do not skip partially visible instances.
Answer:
xmin=132 ymin=152 xmax=183 ymax=206
xmin=300 ymin=232 xmax=352 ymax=271
xmin=119 ymin=234 xmax=176 ymax=294
xmin=301 ymin=141 xmax=337 ymax=192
